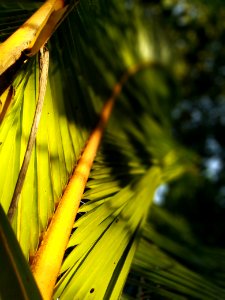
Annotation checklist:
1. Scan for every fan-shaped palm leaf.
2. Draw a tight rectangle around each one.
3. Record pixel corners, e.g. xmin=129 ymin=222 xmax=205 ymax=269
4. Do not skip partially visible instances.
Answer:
xmin=0 ymin=1 xmax=223 ymax=299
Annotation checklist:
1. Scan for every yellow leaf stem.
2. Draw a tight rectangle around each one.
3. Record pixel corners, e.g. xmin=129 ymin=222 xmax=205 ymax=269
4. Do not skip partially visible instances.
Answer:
xmin=0 ymin=0 xmax=67 ymax=76
xmin=30 ymin=61 xmax=152 ymax=300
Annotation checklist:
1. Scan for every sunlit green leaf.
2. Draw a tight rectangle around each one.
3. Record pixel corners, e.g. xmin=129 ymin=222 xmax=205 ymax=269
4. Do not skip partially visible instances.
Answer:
xmin=0 ymin=204 xmax=42 ymax=300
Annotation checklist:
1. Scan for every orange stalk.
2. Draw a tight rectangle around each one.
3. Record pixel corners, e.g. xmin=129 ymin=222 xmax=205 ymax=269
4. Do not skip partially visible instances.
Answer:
xmin=30 ymin=61 xmax=151 ymax=300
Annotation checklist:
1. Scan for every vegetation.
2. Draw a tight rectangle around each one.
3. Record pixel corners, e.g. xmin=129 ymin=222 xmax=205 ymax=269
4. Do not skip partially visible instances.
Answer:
xmin=0 ymin=0 xmax=225 ymax=299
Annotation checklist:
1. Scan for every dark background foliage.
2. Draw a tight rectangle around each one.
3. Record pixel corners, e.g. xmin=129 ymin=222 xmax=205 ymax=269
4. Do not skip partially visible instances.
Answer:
xmin=141 ymin=0 xmax=225 ymax=247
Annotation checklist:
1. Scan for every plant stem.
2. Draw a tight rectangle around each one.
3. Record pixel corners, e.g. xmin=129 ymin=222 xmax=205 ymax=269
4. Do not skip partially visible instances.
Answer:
xmin=7 ymin=47 xmax=49 ymax=222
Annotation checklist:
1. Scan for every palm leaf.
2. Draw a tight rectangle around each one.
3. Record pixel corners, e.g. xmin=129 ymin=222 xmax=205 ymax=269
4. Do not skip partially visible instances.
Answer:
xmin=0 ymin=0 xmax=223 ymax=299
xmin=123 ymin=206 xmax=225 ymax=299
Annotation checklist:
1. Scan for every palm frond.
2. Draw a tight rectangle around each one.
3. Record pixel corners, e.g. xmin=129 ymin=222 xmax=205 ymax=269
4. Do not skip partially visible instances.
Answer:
xmin=124 ymin=206 xmax=225 ymax=299
xmin=0 ymin=1 xmax=220 ymax=299
xmin=53 ymin=113 xmax=195 ymax=299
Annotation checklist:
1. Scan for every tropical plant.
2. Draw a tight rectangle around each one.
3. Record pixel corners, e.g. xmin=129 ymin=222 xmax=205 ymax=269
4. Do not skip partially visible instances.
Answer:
xmin=0 ymin=0 xmax=225 ymax=299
